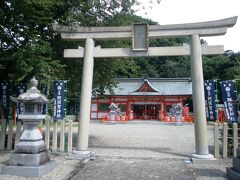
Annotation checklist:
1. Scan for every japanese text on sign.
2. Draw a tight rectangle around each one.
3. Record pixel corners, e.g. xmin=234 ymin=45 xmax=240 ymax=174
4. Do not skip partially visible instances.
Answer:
xmin=53 ymin=81 xmax=66 ymax=120
xmin=41 ymin=84 xmax=49 ymax=114
xmin=204 ymin=80 xmax=217 ymax=121
xmin=221 ymin=80 xmax=237 ymax=123
xmin=0 ymin=81 xmax=11 ymax=115
xmin=16 ymin=84 xmax=27 ymax=116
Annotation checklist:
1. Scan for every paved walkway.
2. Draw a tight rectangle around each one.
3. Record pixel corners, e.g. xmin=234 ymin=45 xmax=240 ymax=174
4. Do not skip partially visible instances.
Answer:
xmin=74 ymin=121 xmax=231 ymax=180
xmin=0 ymin=121 xmax=232 ymax=179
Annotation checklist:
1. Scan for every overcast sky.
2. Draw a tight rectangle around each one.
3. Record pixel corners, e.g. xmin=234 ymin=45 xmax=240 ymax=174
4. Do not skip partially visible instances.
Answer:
xmin=134 ymin=0 xmax=240 ymax=52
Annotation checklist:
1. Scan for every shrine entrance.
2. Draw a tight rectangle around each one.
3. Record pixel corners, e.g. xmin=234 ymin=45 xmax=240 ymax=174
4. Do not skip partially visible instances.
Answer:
xmin=54 ymin=16 xmax=238 ymax=160
xmin=133 ymin=104 xmax=160 ymax=120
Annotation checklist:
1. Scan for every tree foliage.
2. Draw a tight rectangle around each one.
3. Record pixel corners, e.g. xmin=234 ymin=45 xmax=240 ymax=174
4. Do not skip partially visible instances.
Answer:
xmin=0 ymin=0 xmax=239 ymax=113
xmin=0 ymin=0 xmax=66 ymax=83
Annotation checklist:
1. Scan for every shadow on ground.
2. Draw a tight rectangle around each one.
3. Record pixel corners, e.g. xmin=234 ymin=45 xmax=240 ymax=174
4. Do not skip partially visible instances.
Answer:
xmin=90 ymin=145 xmax=188 ymax=158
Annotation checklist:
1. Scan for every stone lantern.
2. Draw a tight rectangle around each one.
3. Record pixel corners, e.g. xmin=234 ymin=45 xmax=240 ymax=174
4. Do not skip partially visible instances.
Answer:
xmin=1 ymin=77 xmax=56 ymax=177
xmin=108 ymin=103 xmax=118 ymax=124
xmin=174 ymin=103 xmax=183 ymax=126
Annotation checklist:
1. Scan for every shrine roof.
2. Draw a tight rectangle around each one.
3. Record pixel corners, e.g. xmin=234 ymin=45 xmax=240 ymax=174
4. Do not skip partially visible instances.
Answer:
xmin=104 ymin=78 xmax=192 ymax=96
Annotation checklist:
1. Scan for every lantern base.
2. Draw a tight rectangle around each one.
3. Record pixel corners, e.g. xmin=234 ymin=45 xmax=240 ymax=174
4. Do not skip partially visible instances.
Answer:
xmin=9 ymin=151 xmax=50 ymax=166
xmin=1 ymin=160 xmax=56 ymax=177
xmin=14 ymin=140 xmax=47 ymax=154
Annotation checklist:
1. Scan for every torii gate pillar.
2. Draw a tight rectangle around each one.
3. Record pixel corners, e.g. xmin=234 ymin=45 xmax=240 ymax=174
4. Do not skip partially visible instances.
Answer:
xmin=190 ymin=34 xmax=214 ymax=160
xmin=72 ymin=38 xmax=94 ymax=157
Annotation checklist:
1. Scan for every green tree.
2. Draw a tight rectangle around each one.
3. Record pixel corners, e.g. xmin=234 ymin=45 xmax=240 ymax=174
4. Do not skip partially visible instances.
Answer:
xmin=203 ymin=52 xmax=240 ymax=81
xmin=0 ymin=0 xmax=68 ymax=83
xmin=0 ymin=0 xmax=138 ymax=83
xmin=1 ymin=0 xmax=239 ymax=114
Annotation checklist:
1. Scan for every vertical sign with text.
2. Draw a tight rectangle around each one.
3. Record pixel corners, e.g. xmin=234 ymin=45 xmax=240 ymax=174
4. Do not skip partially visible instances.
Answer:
xmin=41 ymin=84 xmax=49 ymax=114
xmin=53 ymin=80 xmax=66 ymax=120
xmin=204 ymin=80 xmax=217 ymax=121
xmin=16 ymin=84 xmax=27 ymax=119
xmin=221 ymin=80 xmax=238 ymax=123
xmin=0 ymin=81 xmax=11 ymax=118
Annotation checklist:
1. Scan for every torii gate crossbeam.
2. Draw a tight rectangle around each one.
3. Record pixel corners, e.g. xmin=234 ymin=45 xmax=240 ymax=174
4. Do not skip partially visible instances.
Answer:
xmin=53 ymin=16 xmax=238 ymax=161
xmin=64 ymin=45 xmax=224 ymax=58
xmin=54 ymin=16 xmax=237 ymax=40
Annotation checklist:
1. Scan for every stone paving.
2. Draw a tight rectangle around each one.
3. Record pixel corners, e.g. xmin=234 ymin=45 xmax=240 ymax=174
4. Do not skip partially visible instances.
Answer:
xmin=0 ymin=152 xmax=80 ymax=180
xmin=72 ymin=156 xmax=230 ymax=180
xmin=0 ymin=121 xmax=232 ymax=179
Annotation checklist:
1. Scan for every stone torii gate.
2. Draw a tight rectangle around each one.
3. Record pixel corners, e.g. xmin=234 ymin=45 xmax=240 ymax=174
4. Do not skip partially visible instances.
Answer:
xmin=53 ymin=16 xmax=238 ymax=160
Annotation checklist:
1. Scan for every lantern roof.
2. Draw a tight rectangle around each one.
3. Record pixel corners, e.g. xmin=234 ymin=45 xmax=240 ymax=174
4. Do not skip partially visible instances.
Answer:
xmin=11 ymin=77 xmax=49 ymax=103
xmin=108 ymin=103 xmax=118 ymax=110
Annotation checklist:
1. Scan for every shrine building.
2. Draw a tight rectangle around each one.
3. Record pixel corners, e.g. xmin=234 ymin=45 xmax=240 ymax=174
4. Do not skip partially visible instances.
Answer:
xmin=90 ymin=77 xmax=192 ymax=120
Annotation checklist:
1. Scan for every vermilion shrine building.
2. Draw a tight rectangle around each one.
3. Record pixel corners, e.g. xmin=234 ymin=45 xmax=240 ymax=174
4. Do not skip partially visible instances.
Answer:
xmin=91 ymin=77 xmax=192 ymax=120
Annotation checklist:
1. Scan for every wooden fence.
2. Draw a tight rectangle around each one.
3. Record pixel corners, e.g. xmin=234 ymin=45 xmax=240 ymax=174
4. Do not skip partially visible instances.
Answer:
xmin=1 ymin=118 xmax=239 ymax=158
xmin=214 ymin=122 xmax=239 ymax=159
xmin=0 ymin=116 xmax=75 ymax=154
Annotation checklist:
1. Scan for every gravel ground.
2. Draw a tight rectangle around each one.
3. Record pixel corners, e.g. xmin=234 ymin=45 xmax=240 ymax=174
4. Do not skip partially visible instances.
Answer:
xmin=89 ymin=122 xmax=204 ymax=158
xmin=0 ymin=121 xmax=232 ymax=179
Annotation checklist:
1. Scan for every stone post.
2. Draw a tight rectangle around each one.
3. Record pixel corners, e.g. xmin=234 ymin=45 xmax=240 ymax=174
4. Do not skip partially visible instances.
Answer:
xmin=67 ymin=120 xmax=73 ymax=154
xmin=190 ymin=34 xmax=214 ymax=160
xmin=213 ymin=122 xmax=219 ymax=158
xmin=73 ymin=38 xmax=94 ymax=157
